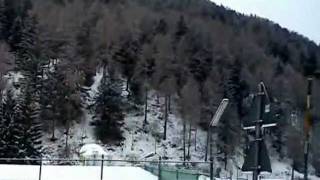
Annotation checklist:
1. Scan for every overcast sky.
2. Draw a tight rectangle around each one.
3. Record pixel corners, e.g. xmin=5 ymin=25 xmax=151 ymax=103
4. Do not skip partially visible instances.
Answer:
xmin=210 ymin=0 xmax=320 ymax=44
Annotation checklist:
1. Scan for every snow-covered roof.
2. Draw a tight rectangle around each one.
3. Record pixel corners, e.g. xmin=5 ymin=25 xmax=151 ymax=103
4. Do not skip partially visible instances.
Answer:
xmin=80 ymin=144 xmax=107 ymax=157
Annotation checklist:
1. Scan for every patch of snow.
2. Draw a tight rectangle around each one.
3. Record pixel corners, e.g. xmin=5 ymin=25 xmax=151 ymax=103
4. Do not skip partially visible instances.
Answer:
xmin=88 ymin=67 xmax=104 ymax=101
xmin=80 ymin=144 xmax=107 ymax=157
xmin=0 ymin=165 xmax=157 ymax=180
xmin=3 ymin=71 xmax=24 ymax=96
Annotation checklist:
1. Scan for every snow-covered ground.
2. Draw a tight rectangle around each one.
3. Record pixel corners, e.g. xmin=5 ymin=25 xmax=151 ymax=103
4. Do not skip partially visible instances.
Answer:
xmin=6 ymin=68 xmax=319 ymax=180
xmin=42 ymin=68 xmax=208 ymax=162
xmin=0 ymin=165 xmax=157 ymax=180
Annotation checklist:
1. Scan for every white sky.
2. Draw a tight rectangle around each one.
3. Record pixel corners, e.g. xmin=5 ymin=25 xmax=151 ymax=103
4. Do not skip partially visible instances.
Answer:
xmin=210 ymin=0 xmax=320 ymax=44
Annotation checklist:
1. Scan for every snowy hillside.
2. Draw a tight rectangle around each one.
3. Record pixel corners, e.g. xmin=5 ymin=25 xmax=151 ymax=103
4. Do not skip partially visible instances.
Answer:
xmin=37 ymin=69 xmax=320 ymax=179
xmin=41 ymin=68 xmax=208 ymax=162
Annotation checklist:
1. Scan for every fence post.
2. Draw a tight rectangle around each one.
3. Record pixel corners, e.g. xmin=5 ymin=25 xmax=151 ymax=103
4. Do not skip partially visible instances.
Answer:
xmin=176 ymin=169 xmax=179 ymax=180
xmin=210 ymin=157 xmax=213 ymax=180
xmin=158 ymin=157 xmax=162 ymax=180
xmin=39 ymin=157 xmax=42 ymax=180
xmin=100 ymin=155 xmax=104 ymax=180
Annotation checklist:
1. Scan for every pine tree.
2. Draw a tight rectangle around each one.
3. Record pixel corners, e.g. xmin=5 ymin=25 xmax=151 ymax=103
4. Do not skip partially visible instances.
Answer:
xmin=0 ymin=0 xmax=17 ymax=42
xmin=224 ymin=59 xmax=248 ymax=117
xmin=113 ymin=36 xmax=141 ymax=94
xmin=14 ymin=14 xmax=41 ymax=73
xmin=16 ymin=86 xmax=42 ymax=160
xmin=217 ymin=59 xmax=244 ymax=169
xmin=0 ymin=90 xmax=23 ymax=163
xmin=154 ymin=18 xmax=168 ymax=35
xmin=186 ymin=29 xmax=213 ymax=86
xmin=175 ymin=16 xmax=188 ymax=41
xmin=39 ymin=63 xmax=60 ymax=141
xmin=40 ymin=63 xmax=82 ymax=146
xmin=93 ymin=72 xmax=124 ymax=144
xmin=133 ymin=43 xmax=156 ymax=125
xmin=0 ymin=0 xmax=5 ymax=40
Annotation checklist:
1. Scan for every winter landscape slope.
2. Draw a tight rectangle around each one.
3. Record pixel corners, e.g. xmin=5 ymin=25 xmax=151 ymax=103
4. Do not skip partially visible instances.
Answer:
xmin=36 ymin=69 xmax=320 ymax=180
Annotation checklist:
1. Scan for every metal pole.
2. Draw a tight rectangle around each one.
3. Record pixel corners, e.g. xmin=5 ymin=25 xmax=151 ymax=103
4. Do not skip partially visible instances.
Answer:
xmin=158 ymin=157 xmax=162 ymax=180
xmin=237 ymin=166 xmax=239 ymax=180
xmin=176 ymin=170 xmax=179 ymax=180
xmin=253 ymin=83 xmax=264 ymax=180
xmin=100 ymin=155 xmax=104 ymax=180
xmin=291 ymin=163 xmax=295 ymax=180
xmin=210 ymin=157 xmax=214 ymax=180
xmin=39 ymin=157 xmax=42 ymax=180
xmin=304 ymin=140 xmax=310 ymax=180
xmin=210 ymin=127 xmax=213 ymax=180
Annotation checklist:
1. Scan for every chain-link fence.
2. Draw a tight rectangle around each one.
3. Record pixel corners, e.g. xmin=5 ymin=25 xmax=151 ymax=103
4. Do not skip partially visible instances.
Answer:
xmin=0 ymin=158 xmax=212 ymax=180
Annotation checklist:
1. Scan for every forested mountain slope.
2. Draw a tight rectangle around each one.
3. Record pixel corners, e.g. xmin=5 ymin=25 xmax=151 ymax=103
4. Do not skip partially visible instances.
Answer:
xmin=0 ymin=0 xmax=320 ymax=176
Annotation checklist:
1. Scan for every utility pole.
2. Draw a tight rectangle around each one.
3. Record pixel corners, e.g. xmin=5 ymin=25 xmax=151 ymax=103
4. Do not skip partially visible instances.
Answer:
xmin=253 ymin=83 xmax=264 ymax=180
xmin=242 ymin=82 xmax=274 ymax=180
xmin=207 ymin=98 xmax=229 ymax=160
xmin=304 ymin=77 xmax=313 ymax=180
xmin=208 ymin=98 xmax=229 ymax=180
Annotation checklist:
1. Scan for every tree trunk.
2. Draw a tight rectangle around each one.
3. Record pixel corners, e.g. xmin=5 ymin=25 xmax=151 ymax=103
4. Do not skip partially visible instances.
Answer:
xmin=205 ymin=129 xmax=209 ymax=161
xmin=143 ymin=89 xmax=148 ymax=126
xmin=0 ymin=89 xmax=2 ymax=104
xmin=168 ymin=95 xmax=171 ymax=113
xmin=65 ymin=125 xmax=70 ymax=158
xmin=194 ymin=128 xmax=197 ymax=151
xmin=50 ymin=119 xmax=56 ymax=141
xmin=0 ymin=91 xmax=2 ymax=120
xmin=126 ymin=77 xmax=131 ymax=98
xmin=187 ymin=123 xmax=192 ymax=160
xmin=183 ymin=121 xmax=186 ymax=164
xmin=163 ymin=95 xmax=168 ymax=140
xmin=224 ymin=150 xmax=227 ymax=170
xmin=126 ymin=78 xmax=129 ymax=92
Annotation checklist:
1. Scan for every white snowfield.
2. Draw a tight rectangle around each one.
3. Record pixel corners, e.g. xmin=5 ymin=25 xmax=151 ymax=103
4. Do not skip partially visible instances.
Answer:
xmin=0 ymin=165 xmax=157 ymax=180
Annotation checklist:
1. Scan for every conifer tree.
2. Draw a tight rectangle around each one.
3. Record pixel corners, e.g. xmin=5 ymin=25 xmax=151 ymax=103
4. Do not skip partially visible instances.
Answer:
xmin=93 ymin=72 xmax=124 ymax=144
xmin=175 ymin=16 xmax=188 ymax=42
xmin=16 ymin=86 xmax=42 ymax=160
xmin=0 ymin=0 xmax=17 ymax=42
xmin=113 ymin=36 xmax=141 ymax=94
xmin=0 ymin=90 xmax=22 ymax=162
